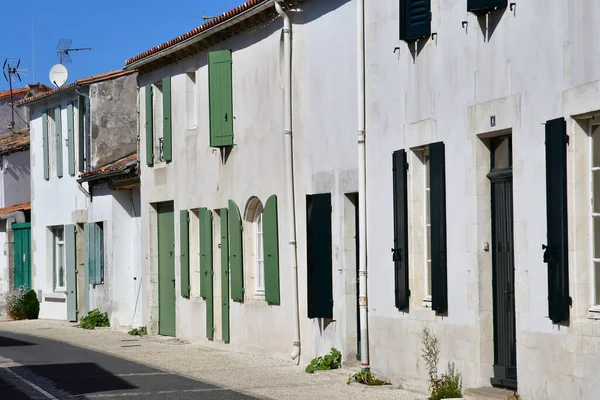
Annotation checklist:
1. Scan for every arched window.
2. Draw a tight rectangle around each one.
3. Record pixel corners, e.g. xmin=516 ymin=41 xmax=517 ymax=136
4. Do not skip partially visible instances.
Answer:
xmin=245 ymin=197 xmax=265 ymax=298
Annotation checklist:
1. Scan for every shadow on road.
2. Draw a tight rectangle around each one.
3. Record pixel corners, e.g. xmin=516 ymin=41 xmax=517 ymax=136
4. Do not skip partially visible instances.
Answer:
xmin=0 ymin=336 xmax=35 ymax=347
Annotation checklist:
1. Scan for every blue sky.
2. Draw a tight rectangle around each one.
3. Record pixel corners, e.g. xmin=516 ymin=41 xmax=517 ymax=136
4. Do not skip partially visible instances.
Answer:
xmin=0 ymin=0 xmax=244 ymax=91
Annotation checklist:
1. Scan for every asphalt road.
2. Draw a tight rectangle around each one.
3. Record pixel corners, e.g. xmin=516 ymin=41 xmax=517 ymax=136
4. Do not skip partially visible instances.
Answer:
xmin=0 ymin=331 xmax=255 ymax=399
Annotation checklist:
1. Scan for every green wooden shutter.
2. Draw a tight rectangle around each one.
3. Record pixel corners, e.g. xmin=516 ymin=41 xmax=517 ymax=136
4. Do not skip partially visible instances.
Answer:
xmin=78 ymin=96 xmax=86 ymax=173
xmin=65 ymin=224 xmax=77 ymax=321
xmin=86 ymin=223 xmax=96 ymax=286
xmin=67 ymin=102 xmax=75 ymax=176
xmin=467 ymin=0 xmax=507 ymax=14
xmin=145 ymin=85 xmax=154 ymax=167
xmin=306 ymin=194 xmax=333 ymax=319
xmin=180 ymin=210 xmax=190 ymax=298
xmin=162 ymin=77 xmax=172 ymax=163
xmin=83 ymin=223 xmax=89 ymax=314
xmin=393 ymin=150 xmax=410 ymax=310
xmin=199 ymin=208 xmax=212 ymax=299
xmin=220 ymin=208 xmax=230 ymax=343
xmin=55 ymin=106 xmax=63 ymax=178
xmin=430 ymin=142 xmax=448 ymax=314
xmin=399 ymin=0 xmax=431 ymax=42
xmin=544 ymin=117 xmax=571 ymax=323
xmin=95 ymin=222 xmax=104 ymax=284
xmin=228 ymin=200 xmax=244 ymax=301
xmin=42 ymin=111 xmax=49 ymax=180
xmin=263 ymin=195 xmax=280 ymax=305
xmin=208 ymin=50 xmax=234 ymax=147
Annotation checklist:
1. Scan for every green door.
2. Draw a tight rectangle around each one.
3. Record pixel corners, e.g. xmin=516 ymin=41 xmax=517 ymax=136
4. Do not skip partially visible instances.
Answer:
xmin=199 ymin=208 xmax=214 ymax=340
xmin=12 ymin=223 xmax=31 ymax=289
xmin=158 ymin=202 xmax=176 ymax=336
xmin=220 ymin=208 xmax=230 ymax=343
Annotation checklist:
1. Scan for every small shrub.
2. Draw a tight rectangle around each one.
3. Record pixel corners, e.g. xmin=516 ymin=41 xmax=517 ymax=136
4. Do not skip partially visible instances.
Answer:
xmin=305 ymin=348 xmax=342 ymax=373
xmin=1 ymin=287 xmax=38 ymax=320
xmin=128 ymin=326 xmax=147 ymax=336
xmin=421 ymin=327 xmax=463 ymax=400
xmin=79 ymin=309 xmax=110 ymax=330
xmin=347 ymin=369 xmax=390 ymax=386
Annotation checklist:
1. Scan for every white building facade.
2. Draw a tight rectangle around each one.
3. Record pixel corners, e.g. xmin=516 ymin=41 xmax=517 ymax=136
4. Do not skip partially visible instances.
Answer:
xmin=125 ymin=0 xmax=360 ymax=363
xmin=21 ymin=71 xmax=142 ymax=328
xmin=365 ymin=0 xmax=600 ymax=398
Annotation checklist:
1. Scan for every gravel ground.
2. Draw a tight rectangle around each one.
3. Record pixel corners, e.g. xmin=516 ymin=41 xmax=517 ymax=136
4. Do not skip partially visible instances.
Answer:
xmin=0 ymin=319 xmax=424 ymax=400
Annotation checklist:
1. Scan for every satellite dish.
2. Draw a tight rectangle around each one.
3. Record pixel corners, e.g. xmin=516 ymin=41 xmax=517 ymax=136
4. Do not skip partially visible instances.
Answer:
xmin=49 ymin=64 xmax=68 ymax=88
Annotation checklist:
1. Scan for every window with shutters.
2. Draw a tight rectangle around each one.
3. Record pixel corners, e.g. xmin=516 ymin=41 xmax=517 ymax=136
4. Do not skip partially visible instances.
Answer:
xmin=186 ymin=72 xmax=197 ymax=130
xmin=244 ymin=197 xmax=265 ymax=299
xmin=152 ymin=81 xmax=165 ymax=163
xmin=412 ymin=148 xmax=432 ymax=306
xmin=590 ymin=122 xmax=600 ymax=309
xmin=189 ymin=210 xmax=201 ymax=297
xmin=47 ymin=109 xmax=58 ymax=179
xmin=53 ymin=226 xmax=66 ymax=292
xmin=400 ymin=0 xmax=431 ymax=42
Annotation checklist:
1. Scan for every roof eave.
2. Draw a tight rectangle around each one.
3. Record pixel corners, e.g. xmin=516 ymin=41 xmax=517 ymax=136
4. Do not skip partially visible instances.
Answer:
xmin=124 ymin=0 xmax=274 ymax=71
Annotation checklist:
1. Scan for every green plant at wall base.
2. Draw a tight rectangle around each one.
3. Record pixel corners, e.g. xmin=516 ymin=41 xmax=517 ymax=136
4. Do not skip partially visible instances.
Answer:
xmin=79 ymin=309 xmax=110 ymax=330
xmin=305 ymin=348 xmax=342 ymax=373
xmin=504 ymin=393 xmax=521 ymax=400
xmin=421 ymin=327 xmax=463 ymax=400
xmin=347 ymin=369 xmax=390 ymax=386
xmin=128 ymin=326 xmax=147 ymax=336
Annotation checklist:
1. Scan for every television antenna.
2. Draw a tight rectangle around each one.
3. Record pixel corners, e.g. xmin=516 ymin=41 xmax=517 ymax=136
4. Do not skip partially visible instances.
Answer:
xmin=201 ymin=13 xmax=215 ymax=22
xmin=56 ymin=39 xmax=92 ymax=64
xmin=3 ymin=58 xmax=29 ymax=130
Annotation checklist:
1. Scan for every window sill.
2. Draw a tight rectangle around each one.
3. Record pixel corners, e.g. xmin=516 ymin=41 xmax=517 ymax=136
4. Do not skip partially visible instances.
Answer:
xmin=152 ymin=161 xmax=168 ymax=170
xmin=588 ymin=306 xmax=600 ymax=319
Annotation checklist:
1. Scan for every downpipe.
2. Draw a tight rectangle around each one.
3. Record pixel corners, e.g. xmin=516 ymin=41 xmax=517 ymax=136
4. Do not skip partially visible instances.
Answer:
xmin=357 ymin=0 xmax=370 ymax=370
xmin=275 ymin=0 xmax=301 ymax=364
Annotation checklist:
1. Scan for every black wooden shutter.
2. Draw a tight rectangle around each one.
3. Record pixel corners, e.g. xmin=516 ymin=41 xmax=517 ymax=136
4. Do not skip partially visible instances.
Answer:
xmin=467 ymin=0 xmax=507 ymax=14
xmin=307 ymin=193 xmax=333 ymax=319
xmin=544 ymin=117 xmax=571 ymax=324
xmin=430 ymin=142 xmax=448 ymax=313
xmin=400 ymin=0 xmax=431 ymax=42
xmin=392 ymin=150 xmax=410 ymax=310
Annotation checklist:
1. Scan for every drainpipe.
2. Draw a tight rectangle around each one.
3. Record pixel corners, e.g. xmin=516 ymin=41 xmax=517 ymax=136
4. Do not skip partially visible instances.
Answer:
xmin=357 ymin=0 xmax=369 ymax=371
xmin=275 ymin=0 xmax=301 ymax=364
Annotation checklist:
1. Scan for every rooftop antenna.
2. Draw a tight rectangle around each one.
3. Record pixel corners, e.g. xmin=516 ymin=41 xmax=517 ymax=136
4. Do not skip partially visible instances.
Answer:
xmin=201 ymin=13 xmax=216 ymax=22
xmin=2 ymin=58 xmax=29 ymax=130
xmin=56 ymin=38 xmax=92 ymax=64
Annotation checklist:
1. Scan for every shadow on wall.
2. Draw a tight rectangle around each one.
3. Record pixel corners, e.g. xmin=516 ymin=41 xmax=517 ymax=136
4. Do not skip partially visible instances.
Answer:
xmin=477 ymin=7 xmax=506 ymax=42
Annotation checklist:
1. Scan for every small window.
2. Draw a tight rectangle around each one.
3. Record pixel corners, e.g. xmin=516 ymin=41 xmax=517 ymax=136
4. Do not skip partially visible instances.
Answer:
xmin=48 ymin=110 xmax=57 ymax=178
xmin=53 ymin=226 xmax=66 ymax=292
xmin=424 ymin=150 xmax=432 ymax=303
xmin=590 ymin=123 xmax=600 ymax=307
xmin=153 ymin=81 xmax=164 ymax=163
xmin=244 ymin=197 xmax=265 ymax=299
xmin=186 ymin=72 xmax=197 ymax=130
xmin=89 ymin=222 xmax=104 ymax=285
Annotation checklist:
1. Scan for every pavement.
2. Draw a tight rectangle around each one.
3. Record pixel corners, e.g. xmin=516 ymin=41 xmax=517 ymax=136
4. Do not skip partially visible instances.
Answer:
xmin=0 ymin=319 xmax=423 ymax=400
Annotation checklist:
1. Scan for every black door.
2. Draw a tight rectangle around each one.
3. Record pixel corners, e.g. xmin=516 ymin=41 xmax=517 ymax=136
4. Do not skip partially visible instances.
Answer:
xmin=487 ymin=137 xmax=517 ymax=390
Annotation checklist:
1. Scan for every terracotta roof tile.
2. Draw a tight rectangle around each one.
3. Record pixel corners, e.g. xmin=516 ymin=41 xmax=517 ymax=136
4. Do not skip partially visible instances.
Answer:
xmin=18 ymin=70 xmax=136 ymax=106
xmin=125 ymin=0 xmax=267 ymax=67
xmin=0 ymin=201 xmax=31 ymax=216
xmin=0 ymin=84 xmax=52 ymax=101
xmin=0 ymin=131 xmax=29 ymax=156
xmin=79 ymin=153 xmax=138 ymax=179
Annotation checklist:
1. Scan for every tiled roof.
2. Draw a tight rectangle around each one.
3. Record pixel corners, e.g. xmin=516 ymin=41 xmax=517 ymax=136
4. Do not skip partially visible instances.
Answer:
xmin=18 ymin=70 xmax=136 ymax=106
xmin=0 ymin=84 xmax=52 ymax=101
xmin=79 ymin=153 xmax=138 ymax=179
xmin=125 ymin=0 xmax=268 ymax=67
xmin=0 ymin=131 xmax=30 ymax=156
xmin=0 ymin=201 xmax=31 ymax=216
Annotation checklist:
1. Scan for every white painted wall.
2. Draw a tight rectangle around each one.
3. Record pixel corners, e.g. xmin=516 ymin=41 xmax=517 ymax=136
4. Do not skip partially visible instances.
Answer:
xmin=138 ymin=0 xmax=358 ymax=364
xmin=365 ymin=1 xmax=600 ymax=398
